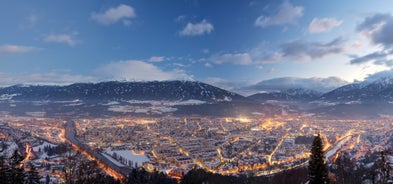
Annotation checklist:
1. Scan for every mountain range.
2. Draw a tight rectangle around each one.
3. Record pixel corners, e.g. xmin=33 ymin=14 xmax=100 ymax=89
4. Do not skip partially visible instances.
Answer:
xmin=1 ymin=77 xmax=393 ymax=118
xmin=0 ymin=81 xmax=277 ymax=118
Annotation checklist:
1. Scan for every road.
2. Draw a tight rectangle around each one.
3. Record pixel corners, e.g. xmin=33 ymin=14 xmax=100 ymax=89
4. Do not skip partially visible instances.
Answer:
xmin=64 ymin=121 xmax=132 ymax=180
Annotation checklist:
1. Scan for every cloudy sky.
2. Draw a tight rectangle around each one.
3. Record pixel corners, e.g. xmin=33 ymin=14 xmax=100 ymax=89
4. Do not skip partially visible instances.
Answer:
xmin=2 ymin=0 xmax=393 ymax=92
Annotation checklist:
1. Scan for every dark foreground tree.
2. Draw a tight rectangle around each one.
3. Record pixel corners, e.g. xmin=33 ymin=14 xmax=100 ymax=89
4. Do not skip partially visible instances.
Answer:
xmin=25 ymin=162 xmax=41 ymax=184
xmin=8 ymin=150 xmax=25 ymax=184
xmin=126 ymin=167 xmax=177 ymax=184
xmin=308 ymin=134 xmax=329 ymax=184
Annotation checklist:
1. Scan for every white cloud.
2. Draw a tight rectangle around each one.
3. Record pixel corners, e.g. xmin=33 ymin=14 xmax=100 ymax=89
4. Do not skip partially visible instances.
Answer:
xmin=148 ymin=56 xmax=165 ymax=62
xmin=206 ymin=37 xmax=345 ymax=66
xmin=0 ymin=60 xmax=194 ymax=86
xmin=0 ymin=44 xmax=40 ymax=54
xmin=350 ymin=13 xmax=393 ymax=66
xmin=201 ymin=77 xmax=253 ymax=95
xmin=204 ymin=63 xmax=213 ymax=68
xmin=44 ymin=34 xmax=77 ymax=46
xmin=91 ymin=4 xmax=136 ymax=26
xmin=255 ymin=1 xmax=303 ymax=27
xmin=95 ymin=60 xmax=192 ymax=81
xmin=308 ymin=18 xmax=343 ymax=33
xmin=180 ymin=19 xmax=214 ymax=36
xmin=0 ymin=72 xmax=94 ymax=86
xmin=210 ymin=53 xmax=253 ymax=65
xmin=364 ymin=68 xmax=393 ymax=82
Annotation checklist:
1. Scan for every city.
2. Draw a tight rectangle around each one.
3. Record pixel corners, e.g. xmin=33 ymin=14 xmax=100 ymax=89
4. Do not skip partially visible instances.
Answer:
xmin=1 ymin=115 xmax=392 ymax=183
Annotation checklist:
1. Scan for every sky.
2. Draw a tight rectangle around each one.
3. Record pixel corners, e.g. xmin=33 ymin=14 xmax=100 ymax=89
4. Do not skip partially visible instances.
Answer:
xmin=2 ymin=0 xmax=393 ymax=94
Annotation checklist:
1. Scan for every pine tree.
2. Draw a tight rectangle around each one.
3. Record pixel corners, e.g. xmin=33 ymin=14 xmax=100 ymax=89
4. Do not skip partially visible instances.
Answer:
xmin=8 ymin=150 xmax=25 ymax=184
xmin=0 ymin=155 xmax=8 ymax=182
xmin=308 ymin=134 xmax=329 ymax=184
xmin=25 ymin=162 xmax=41 ymax=184
xmin=45 ymin=174 xmax=50 ymax=184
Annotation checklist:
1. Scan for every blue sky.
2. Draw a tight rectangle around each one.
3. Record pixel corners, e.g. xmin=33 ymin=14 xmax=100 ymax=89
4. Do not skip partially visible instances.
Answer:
xmin=2 ymin=0 xmax=393 ymax=93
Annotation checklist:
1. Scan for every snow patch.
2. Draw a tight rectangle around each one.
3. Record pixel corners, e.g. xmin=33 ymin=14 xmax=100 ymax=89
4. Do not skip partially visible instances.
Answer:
xmin=224 ymin=96 xmax=232 ymax=102
xmin=104 ymin=149 xmax=150 ymax=166
xmin=0 ymin=142 xmax=18 ymax=157
xmin=0 ymin=94 xmax=19 ymax=101
xmin=102 ymin=101 xmax=120 ymax=105
xmin=64 ymin=103 xmax=84 ymax=106
xmin=25 ymin=111 xmax=46 ymax=117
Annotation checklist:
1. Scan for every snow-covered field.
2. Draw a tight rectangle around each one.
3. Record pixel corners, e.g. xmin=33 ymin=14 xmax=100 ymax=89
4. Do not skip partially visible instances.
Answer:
xmin=105 ymin=149 xmax=150 ymax=166
xmin=0 ymin=142 xmax=18 ymax=157
xmin=0 ymin=94 xmax=19 ymax=101
xmin=32 ymin=141 xmax=57 ymax=153
xmin=32 ymin=141 xmax=59 ymax=161
xmin=25 ymin=111 xmax=46 ymax=117
xmin=127 ymin=99 xmax=206 ymax=106
xmin=108 ymin=99 xmax=205 ymax=114
xmin=108 ymin=105 xmax=177 ymax=114
xmin=102 ymin=152 xmax=126 ymax=167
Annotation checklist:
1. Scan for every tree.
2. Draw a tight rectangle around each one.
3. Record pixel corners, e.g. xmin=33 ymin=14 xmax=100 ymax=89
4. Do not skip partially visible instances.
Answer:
xmin=308 ymin=134 xmax=329 ymax=184
xmin=331 ymin=151 xmax=363 ymax=184
xmin=45 ymin=174 xmax=50 ymax=184
xmin=7 ymin=150 xmax=25 ymax=184
xmin=63 ymin=153 xmax=78 ymax=184
xmin=25 ymin=162 xmax=41 ymax=184
xmin=0 ymin=155 xmax=8 ymax=182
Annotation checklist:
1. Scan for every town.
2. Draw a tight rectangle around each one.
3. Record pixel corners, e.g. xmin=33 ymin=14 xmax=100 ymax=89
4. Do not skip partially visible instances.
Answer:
xmin=1 ymin=115 xmax=392 ymax=182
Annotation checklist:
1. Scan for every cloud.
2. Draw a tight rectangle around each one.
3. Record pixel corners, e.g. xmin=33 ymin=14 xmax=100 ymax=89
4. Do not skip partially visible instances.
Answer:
xmin=0 ymin=60 xmax=193 ymax=86
xmin=280 ymin=37 xmax=346 ymax=61
xmin=0 ymin=44 xmax=40 ymax=54
xmin=207 ymin=37 xmax=345 ymax=66
xmin=308 ymin=18 xmax=342 ymax=33
xmin=201 ymin=77 xmax=252 ymax=95
xmin=255 ymin=1 xmax=303 ymax=27
xmin=356 ymin=13 xmax=393 ymax=48
xmin=204 ymin=63 xmax=213 ymax=68
xmin=364 ymin=69 xmax=393 ymax=82
xmin=247 ymin=77 xmax=348 ymax=93
xmin=210 ymin=53 xmax=253 ymax=65
xmin=180 ymin=19 xmax=214 ymax=36
xmin=259 ymin=52 xmax=283 ymax=63
xmin=350 ymin=13 xmax=393 ymax=66
xmin=91 ymin=4 xmax=136 ymax=26
xmin=349 ymin=51 xmax=390 ymax=65
xmin=148 ymin=56 xmax=165 ymax=62
xmin=0 ymin=72 xmax=94 ymax=86
xmin=43 ymin=34 xmax=77 ymax=46
xmin=95 ymin=60 xmax=192 ymax=81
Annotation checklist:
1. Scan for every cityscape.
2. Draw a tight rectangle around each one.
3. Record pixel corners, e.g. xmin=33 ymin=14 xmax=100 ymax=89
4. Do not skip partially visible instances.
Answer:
xmin=0 ymin=114 xmax=392 ymax=183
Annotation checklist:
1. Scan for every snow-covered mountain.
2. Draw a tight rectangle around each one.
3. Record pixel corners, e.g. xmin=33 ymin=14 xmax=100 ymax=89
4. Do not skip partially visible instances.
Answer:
xmin=318 ymin=77 xmax=393 ymax=104
xmin=0 ymin=81 xmax=245 ymax=103
xmin=248 ymin=88 xmax=322 ymax=102
xmin=308 ymin=77 xmax=393 ymax=118
xmin=0 ymin=80 xmax=280 ymax=117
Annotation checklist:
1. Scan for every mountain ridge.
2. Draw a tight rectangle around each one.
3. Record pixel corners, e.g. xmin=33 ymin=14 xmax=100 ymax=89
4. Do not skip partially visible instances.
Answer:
xmin=0 ymin=80 xmax=276 ymax=118
xmin=0 ymin=80 xmax=247 ymax=103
